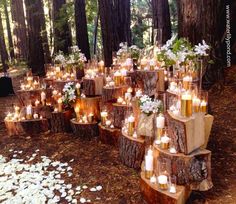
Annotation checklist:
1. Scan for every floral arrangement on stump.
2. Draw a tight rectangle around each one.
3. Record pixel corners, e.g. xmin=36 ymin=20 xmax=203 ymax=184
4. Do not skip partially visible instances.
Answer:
xmin=67 ymin=46 xmax=87 ymax=69
xmin=117 ymin=42 xmax=141 ymax=61
xmin=54 ymin=51 xmax=66 ymax=66
xmin=137 ymin=95 xmax=163 ymax=137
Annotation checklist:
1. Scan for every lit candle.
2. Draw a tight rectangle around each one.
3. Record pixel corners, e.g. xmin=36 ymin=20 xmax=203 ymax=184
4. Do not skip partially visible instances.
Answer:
xmin=35 ymin=100 xmax=40 ymax=107
xmin=156 ymin=114 xmax=165 ymax=142
xmin=169 ymin=185 xmax=176 ymax=194
xmin=182 ymin=75 xmax=192 ymax=90
xmin=57 ymin=98 xmax=63 ymax=112
xmin=5 ymin=113 xmax=12 ymax=121
xmin=27 ymin=76 xmax=33 ymax=87
xmin=161 ymin=133 xmax=170 ymax=149
xmin=105 ymin=120 xmax=111 ymax=127
xmin=33 ymin=113 xmax=39 ymax=119
xmin=127 ymin=87 xmax=133 ymax=93
xmin=150 ymin=175 xmax=157 ymax=184
xmin=14 ymin=106 xmax=20 ymax=115
xmin=200 ymin=100 xmax=207 ymax=113
xmin=98 ymin=60 xmax=105 ymax=73
xmin=169 ymin=81 xmax=177 ymax=92
xmin=114 ymin=71 xmax=121 ymax=87
xmin=120 ymin=69 xmax=127 ymax=84
xmin=75 ymin=83 xmax=81 ymax=96
xmin=169 ymin=147 xmax=177 ymax=154
xmin=127 ymin=115 xmax=135 ymax=136
xmin=20 ymin=84 xmax=25 ymax=90
xmin=133 ymin=131 xmax=138 ymax=138
xmin=109 ymin=81 xmax=115 ymax=87
xmin=54 ymin=108 xmax=58 ymax=112
xmin=193 ymin=96 xmax=201 ymax=113
xmin=158 ymin=175 xmax=168 ymax=190
xmin=101 ymin=111 xmax=108 ymax=126
xmin=181 ymin=92 xmax=192 ymax=117
xmin=41 ymin=92 xmax=46 ymax=106
xmin=88 ymin=113 xmax=94 ymax=123
xmin=74 ymin=106 xmax=80 ymax=121
xmin=125 ymin=92 xmax=132 ymax=104
xmin=82 ymin=115 xmax=88 ymax=123
xmin=26 ymin=105 xmax=32 ymax=120
xmin=117 ymin=97 xmax=123 ymax=104
xmin=145 ymin=148 xmax=153 ymax=179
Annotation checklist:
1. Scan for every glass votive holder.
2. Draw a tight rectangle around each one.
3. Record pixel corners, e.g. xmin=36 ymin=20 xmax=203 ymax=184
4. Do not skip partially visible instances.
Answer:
xmin=169 ymin=175 xmax=177 ymax=194
xmin=200 ymin=90 xmax=208 ymax=114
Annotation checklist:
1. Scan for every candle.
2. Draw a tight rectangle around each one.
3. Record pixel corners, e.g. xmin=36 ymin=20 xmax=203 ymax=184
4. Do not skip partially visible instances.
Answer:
xmin=101 ymin=111 xmax=108 ymax=126
xmin=117 ymin=97 xmax=123 ymax=104
xmin=150 ymin=175 xmax=157 ymax=184
xmin=193 ymin=96 xmax=201 ymax=113
xmin=169 ymin=81 xmax=177 ymax=92
xmin=105 ymin=120 xmax=111 ymax=127
xmin=127 ymin=87 xmax=133 ymax=93
xmin=200 ymin=100 xmax=207 ymax=113
xmin=27 ymin=76 xmax=33 ymax=87
xmin=161 ymin=133 xmax=170 ymax=149
xmin=98 ymin=60 xmax=104 ymax=73
xmin=145 ymin=149 xmax=153 ymax=179
xmin=74 ymin=106 xmax=80 ymax=121
xmin=75 ymin=83 xmax=81 ymax=96
xmin=120 ymin=69 xmax=127 ymax=84
xmin=33 ymin=80 xmax=39 ymax=89
xmin=127 ymin=115 xmax=135 ymax=136
xmin=156 ymin=114 xmax=165 ymax=142
xmin=58 ymin=98 xmax=63 ymax=112
xmin=133 ymin=131 xmax=138 ymax=138
xmin=26 ymin=105 xmax=32 ymax=120
xmin=114 ymin=71 xmax=121 ymax=87
xmin=169 ymin=185 xmax=176 ymax=194
xmin=14 ymin=106 xmax=20 ymax=114
xmin=35 ymin=100 xmax=40 ymax=107
xmin=20 ymin=84 xmax=25 ymax=90
xmin=158 ymin=175 xmax=168 ymax=190
xmin=109 ymin=81 xmax=115 ymax=87
xmin=82 ymin=115 xmax=88 ymax=123
xmin=140 ymin=58 xmax=147 ymax=70
xmin=169 ymin=147 xmax=177 ymax=154
xmin=182 ymin=75 xmax=192 ymax=90
xmin=181 ymin=92 xmax=192 ymax=117
xmin=33 ymin=113 xmax=39 ymax=119
xmin=54 ymin=108 xmax=58 ymax=112
xmin=41 ymin=91 xmax=46 ymax=106
xmin=88 ymin=113 xmax=94 ymax=123
xmin=5 ymin=113 xmax=12 ymax=121
xmin=125 ymin=92 xmax=132 ymax=104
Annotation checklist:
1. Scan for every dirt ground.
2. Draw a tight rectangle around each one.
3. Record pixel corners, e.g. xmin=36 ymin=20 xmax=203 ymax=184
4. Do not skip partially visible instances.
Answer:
xmin=0 ymin=67 xmax=235 ymax=204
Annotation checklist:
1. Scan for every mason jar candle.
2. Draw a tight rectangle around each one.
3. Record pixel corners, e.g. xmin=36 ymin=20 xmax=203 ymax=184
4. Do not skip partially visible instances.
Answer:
xmin=100 ymin=111 xmax=108 ymax=126
xmin=127 ymin=115 xmax=135 ymax=136
xmin=181 ymin=91 xmax=192 ymax=117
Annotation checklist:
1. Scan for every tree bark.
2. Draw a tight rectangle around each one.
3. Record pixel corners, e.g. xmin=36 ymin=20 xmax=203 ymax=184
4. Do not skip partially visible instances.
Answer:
xmin=53 ymin=0 xmax=72 ymax=54
xmin=93 ymin=12 xmax=99 ymax=55
xmin=25 ymin=0 xmax=45 ymax=76
xmin=98 ymin=0 xmax=113 ymax=67
xmin=11 ymin=0 xmax=28 ymax=60
xmin=152 ymin=0 xmax=172 ymax=44
xmin=75 ymin=0 xmax=91 ymax=60
xmin=4 ymin=0 xmax=14 ymax=59
xmin=0 ymin=12 xmax=9 ymax=72
xmin=177 ymin=0 xmax=225 ymax=87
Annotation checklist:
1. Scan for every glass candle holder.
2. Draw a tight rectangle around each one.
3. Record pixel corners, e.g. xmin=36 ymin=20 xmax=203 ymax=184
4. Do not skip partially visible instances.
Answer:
xmin=161 ymin=131 xmax=170 ymax=150
xmin=100 ymin=111 xmax=108 ymax=126
xmin=127 ymin=115 xmax=135 ymax=136
xmin=169 ymin=175 xmax=177 ymax=194
xmin=180 ymin=91 xmax=192 ymax=117
xmin=114 ymin=71 xmax=121 ymax=87
xmin=145 ymin=147 xmax=154 ymax=179
xmin=155 ymin=114 xmax=165 ymax=144
xmin=182 ymin=75 xmax=192 ymax=90
xmin=158 ymin=158 xmax=170 ymax=190
xmin=200 ymin=90 xmax=208 ymax=114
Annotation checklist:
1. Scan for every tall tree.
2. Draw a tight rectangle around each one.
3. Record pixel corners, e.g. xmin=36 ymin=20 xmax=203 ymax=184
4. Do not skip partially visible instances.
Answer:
xmin=11 ymin=0 xmax=28 ymax=59
xmin=75 ymin=0 xmax=90 ymax=60
xmin=3 ymin=0 xmax=14 ymax=59
xmin=53 ymin=0 xmax=72 ymax=54
xmin=0 ymin=12 xmax=8 ymax=72
xmin=177 ymin=0 xmax=225 ymax=87
xmin=152 ymin=0 xmax=171 ymax=45
xmin=98 ymin=0 xmax=113 ymax=67
xmin=25 ymin=0 xmax=45 ymax=76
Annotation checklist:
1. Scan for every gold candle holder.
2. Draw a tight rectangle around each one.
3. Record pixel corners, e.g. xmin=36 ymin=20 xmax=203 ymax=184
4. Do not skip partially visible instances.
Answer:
xmin=58 ymin=98 xmax=63 ymax=112
xmin=114 ymin=75 xmax=121 ymax=87
xmin=200 ymin=100 xmax=207 ymax=113
xmin=193 ymin=97 xmax=200 ymax=113
xmin=127 ymin=115 xmax=135 ymax=136
xmin=181 ymin=92 xmax=192 ymax=117
xmin=156 ymin=128 xmax=164 ymax=141
xmin=161 ymin=134 xmax=170 ymax=150
xmin=158 ymin=175 xmax=168 ymax=190
xmin=182 ymin=76 xmax=192 ymax=90
xmin=145 ymin=148 xmax=154 ymax=179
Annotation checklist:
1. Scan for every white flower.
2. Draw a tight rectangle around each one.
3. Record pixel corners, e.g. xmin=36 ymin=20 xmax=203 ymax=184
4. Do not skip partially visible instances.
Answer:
xmin=194 ymin=40 xmax=210 ymax=56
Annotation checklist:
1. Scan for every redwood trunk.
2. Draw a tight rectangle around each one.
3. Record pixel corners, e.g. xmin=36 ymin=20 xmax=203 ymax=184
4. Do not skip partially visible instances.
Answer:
xmin=11 ymin=0 xmax=28 ymax=59
xmin=4 ymin=0 xmax=14 ymax=59
xmin=0 ymin=12 xmax=8 ymax=72
xmin=152 ymin=0 xmax=171 ymax=44
xmin=25 ymin=0 xmax=45 ymax=76
xmin=53 ymin=0 xmax=72 ymax=54
xmin=75 ymin=0 xmax=91 ymax=60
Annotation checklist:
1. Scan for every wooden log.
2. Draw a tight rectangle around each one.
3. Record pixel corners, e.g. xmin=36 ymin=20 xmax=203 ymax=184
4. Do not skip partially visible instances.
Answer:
xmin=50 ymin=110 xmax=73 ymax=133
xmin=102 ymin=86 xmax=128 ymax=102
xmin=83 ymin=76 xmax=104 ymax=96
xmin=76 ymin=96 xmax=101 ymax=120
xmin=135 ymin=70 xmax=158 ymax=96
xmin=165 ymin=111 xmax=206 ymax=154
xmin=20 ymin=119 xmax=49 ymax=135
xmin=119 ymin=131 xmax=145 ymax=169
xmin=70 ymin=118 xmax=99 ymax=139
xmin=98 ymin=123 xmax=121 ymax=147
xmin=140 ymin=172 xmax=191 ymax=204
xmin=154 ymin=145 xmax=213 ymax=191
xmin=4 ymin=120 xmax=24 ymax=136
xmin=202 ymin=114 xmax=214 ymax=149
xmin=112 ymin=103 xmax=132 ymax=128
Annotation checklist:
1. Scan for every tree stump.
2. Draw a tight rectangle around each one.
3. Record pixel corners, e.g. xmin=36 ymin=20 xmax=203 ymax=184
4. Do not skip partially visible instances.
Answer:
xmin=140 ymin=172 xmax=191 ymax=204
xmin=135 ymin=70 xmax=158 ymax=96
xmin=119 ymin=131 xmax=145 ymax=169
xmin=50 ymin=110 xmax=73 ymax=133
xmin=102 ymin=86 xmax=128 ymax=102
xmin=112 ymin=103 xmax=132 ymax=128
xmin=83 ymin=77 xmax=104 ymax=96
xmin=165 ymin=111 xmax=211 ymax=154
xmin=154 ymin=145 xmax=213 ymax=191
xmin=4 ymin=120 xmax=24 ymax=136
xmin=20 ymin=119 xmax=49 ymax=135
xmin=98 ymin=123 xmax=121 ymax=147
xmin=70 ymin=119 xmax=99 ymax=139
xmin=76 ymin=96 xmax=101 ymax=120
xmin=202 ymin=114 xmax=214 ymax=148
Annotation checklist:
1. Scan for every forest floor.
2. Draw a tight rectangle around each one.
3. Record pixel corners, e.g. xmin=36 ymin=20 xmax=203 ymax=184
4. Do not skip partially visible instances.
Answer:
xmin=0 ymin=67 xmax=235 ymax=204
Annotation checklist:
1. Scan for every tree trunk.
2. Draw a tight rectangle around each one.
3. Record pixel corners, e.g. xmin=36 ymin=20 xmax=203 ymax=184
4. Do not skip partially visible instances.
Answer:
xmin=25 ymin=0 xmax=45 ymax=76
xmin=53 ymin=0 xmax=72 ymax=54
xmin=98 ymin=0 xmax=113 ymax=67
xmin=152 ymin=0 xmax=172 ymax=44
xmin=39 ymin=0 xmax=52 ymax=63
xmin=93 ymin=12 xmax=99 ymax=55
xmin=4 ymin=0 xmax=14 ymax=59
xmin=75 ymin=0 xmax=91 ymax=60
xmin=0 ymin=12 xmax=9 ymax=72
xmin=11 ymin=0 xmax=28 ymax=60
xmin=177 ymin=0 xmax=225 ymax=87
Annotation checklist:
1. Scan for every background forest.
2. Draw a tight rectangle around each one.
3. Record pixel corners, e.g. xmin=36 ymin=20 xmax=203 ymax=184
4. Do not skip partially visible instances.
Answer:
xmin=0 ymin=0 xmax=235 ymax=87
